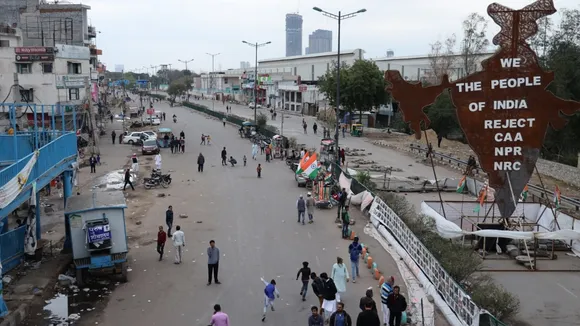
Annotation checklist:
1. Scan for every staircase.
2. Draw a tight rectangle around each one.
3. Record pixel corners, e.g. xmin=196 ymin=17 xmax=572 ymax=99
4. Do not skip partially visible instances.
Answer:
xmin=0 ymin=132 xmax=78 ymax=273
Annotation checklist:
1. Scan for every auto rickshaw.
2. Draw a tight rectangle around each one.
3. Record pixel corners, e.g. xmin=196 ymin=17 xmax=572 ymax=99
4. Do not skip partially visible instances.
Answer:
xmin=157 ymin=127 xmax=172 ymax=147
xmin=351 ymin=124 xmax=363 ymax=137
xmin=320 ymin=138 xmax=336 ymax=163
xmin=240 ymin=121 xmax=256 ymax=138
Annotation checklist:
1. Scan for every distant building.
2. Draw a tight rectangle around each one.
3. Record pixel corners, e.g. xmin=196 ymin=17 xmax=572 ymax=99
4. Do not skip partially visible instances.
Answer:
xmin=306 ymin=29 xmax=332 ymax=55
xmin=240 ymin=61 xmax=250 ymax=69
xmin=285 ymin=13 xmax=302 ymax=57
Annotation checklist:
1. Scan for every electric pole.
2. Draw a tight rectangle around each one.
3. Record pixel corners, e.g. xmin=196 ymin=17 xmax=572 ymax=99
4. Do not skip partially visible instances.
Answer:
xmin=178 ymin=59 xmax=194 ymax=72
xmin=206 ymin=53 xmax=220 ymax=110
xmin=242 ymin=41 xmax=271 ymax=123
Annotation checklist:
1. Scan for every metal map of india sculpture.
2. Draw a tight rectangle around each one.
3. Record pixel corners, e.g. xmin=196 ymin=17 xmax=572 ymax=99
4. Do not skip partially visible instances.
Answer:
xmin=386 ymin=0 xmax=580 ymax=218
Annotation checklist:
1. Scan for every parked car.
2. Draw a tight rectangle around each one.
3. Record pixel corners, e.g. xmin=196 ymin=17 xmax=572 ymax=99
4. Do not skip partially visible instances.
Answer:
xmin=123 ymin=132 xmax=151 ymax=145
xmin=141 ymin=139 xmax=160 ymax=155
xmin=142 ymin=130 xmax=158 ymax=139
xmin=145 ymin=117 xmax=161 ymax=125
xmin=248 ymin=102 xmax=262 ymax=109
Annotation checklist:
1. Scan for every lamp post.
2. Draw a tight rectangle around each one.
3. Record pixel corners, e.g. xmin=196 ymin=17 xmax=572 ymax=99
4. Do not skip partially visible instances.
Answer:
xmin=313 ymin=6 xmax=366 ymax=164
xmin=242 ymin=40 xmax=271 ymax=123
xmin=178 ymin=59 xmax=194 ymax=72
xmin=206 ymin=53 xmax=220 ymax=110
xmin=150 ymin=65 xmax=158 ymax=92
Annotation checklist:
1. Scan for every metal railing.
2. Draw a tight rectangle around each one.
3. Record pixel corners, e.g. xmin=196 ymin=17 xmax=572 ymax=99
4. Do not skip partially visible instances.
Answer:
xmin=408 ymin=144 xmax=580 ymax=211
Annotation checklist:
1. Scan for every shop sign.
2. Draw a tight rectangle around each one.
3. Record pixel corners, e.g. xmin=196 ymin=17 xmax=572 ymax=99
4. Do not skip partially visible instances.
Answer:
xmin=385 ymin=0 xmax=580 ymax=218
xmin=15 ymin=47 xmax=54 ymax=55
xmin=56 ymin=75 xmax=86 ymax=89
xmin=15 ymin=54 xmax=54 ymax=62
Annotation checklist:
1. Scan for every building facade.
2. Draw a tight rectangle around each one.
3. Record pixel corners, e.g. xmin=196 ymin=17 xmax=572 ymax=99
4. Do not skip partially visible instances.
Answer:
xmin=285 ymin=13 xmax=302 ymax=57
xmin=305 ymin=29 xmax=332 ymax=55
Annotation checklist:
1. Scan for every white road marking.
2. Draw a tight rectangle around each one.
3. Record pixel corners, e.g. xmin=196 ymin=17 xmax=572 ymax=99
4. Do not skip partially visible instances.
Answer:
xmin=557 ymin=283 xmax=579 ymax=299
xmin=315 ymin=255 xmax=321 ymax=267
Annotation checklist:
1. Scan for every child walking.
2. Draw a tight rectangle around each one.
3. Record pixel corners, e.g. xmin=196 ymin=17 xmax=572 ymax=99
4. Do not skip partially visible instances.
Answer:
xmin=261 ymin=278 xmax=280 ymax=322
xmin=257 ymin=164 xmax=262 ymax=178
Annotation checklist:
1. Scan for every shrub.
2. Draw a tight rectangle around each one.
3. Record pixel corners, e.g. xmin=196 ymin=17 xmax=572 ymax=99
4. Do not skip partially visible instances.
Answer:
xmin=256 ymin=112 xmax=268 ymax=128
xmin=355 ymin=170 xmax=377 ymax=192
xmin=377 ymin=191 xmax=520 ymax=322
xmin=288 ymin=137 xmax=298 ymax=149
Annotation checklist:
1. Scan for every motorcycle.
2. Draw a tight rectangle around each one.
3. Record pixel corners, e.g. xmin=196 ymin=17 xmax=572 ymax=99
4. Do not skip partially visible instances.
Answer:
xmin=151 ymin=169 xmax=172 ymax=184
xmin=143 ymin=176 xmax=169 ymax=189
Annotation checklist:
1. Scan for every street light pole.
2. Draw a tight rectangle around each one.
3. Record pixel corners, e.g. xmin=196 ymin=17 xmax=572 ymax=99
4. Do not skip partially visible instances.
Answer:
xmin=206 ymin=53 xmax=220 ymax=111
xmin=242 ymin=40 xmax=271 ymax=123
xmin=313 ymin=6 xmax=366 ymax=164
xmin=178 ymin=59 xmax=194 ymax=72
xmin=150 ymin=65 xmax=158 ymax=92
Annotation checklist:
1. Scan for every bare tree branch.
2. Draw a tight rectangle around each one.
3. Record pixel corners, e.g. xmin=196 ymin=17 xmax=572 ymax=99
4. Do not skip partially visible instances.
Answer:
xmin=460 ymin=13 xmax=490 ymax=76
xmin=427 ymin=34 xmax=456 ymax=84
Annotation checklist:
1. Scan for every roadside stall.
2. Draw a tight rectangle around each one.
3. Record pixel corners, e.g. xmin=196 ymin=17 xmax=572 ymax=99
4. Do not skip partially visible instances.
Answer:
xmin=65 ymin=191 xmax=129 ymax=286
xmin=319 ymin=138 xmax=336 ymax=164
xmin=272 ymin=134 xmax=284 ymax=158
xmin=157 ymin=127 xmax=172 ymax=148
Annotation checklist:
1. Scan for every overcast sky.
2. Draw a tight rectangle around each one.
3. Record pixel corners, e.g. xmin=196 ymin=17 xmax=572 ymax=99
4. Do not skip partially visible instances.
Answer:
xmin=84 ymin=0 xmax=578 ymax=73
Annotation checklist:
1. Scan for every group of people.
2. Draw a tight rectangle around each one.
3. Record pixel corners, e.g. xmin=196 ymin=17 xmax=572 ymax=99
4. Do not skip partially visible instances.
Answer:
xmin=169 ymin=131 xmax=187 ymax=154
xmin=200 ymin=134 xmax=212 ymax=145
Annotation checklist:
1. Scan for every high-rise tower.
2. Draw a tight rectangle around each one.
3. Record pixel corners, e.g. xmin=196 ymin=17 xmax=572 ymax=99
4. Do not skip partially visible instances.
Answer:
xmin=307 ymin=29 xmax=332 ymax=54
xmin=285 ymin=13 xmax=302 ymax=57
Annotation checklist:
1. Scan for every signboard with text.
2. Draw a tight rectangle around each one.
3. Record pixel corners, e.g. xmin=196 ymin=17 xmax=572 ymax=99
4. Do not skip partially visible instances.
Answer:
xmin=56 ymin=75 xmax=86 ymax=89
xmin=385 ymin=0 xmax=580 ymax=218
xmin=15 ymin=54 xmax=54 ymax=62
xmin=15 ymin=47 xmax=54 ymax=55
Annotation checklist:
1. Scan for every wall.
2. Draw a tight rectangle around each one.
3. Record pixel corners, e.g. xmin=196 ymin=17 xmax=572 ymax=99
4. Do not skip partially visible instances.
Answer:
xmin=20 ymin=4 xmax=90 ymax=47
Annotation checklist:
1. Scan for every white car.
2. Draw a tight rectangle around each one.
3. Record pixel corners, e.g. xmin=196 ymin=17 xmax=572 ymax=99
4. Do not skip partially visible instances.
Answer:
xmin=145 ymin=117 xmax=161 ymax=125
xmin=142 ymin=130 xmax=158 ymax=139
xmin=248 ymin=102 xmax=262 ymax=109
xmin=123 ymin=132 xmax=152 ymax=144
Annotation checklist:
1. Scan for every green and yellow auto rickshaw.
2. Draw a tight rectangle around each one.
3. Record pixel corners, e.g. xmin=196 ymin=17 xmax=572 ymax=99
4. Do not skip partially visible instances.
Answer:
xmin=240 ymin=121 xmax=257 ymax=138
xmin=350 ymin=124 xmax=363 ymax=137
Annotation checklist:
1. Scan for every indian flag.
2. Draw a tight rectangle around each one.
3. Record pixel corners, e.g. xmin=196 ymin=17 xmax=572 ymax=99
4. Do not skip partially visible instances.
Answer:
xmin=554 ymin=185 xmax=561 ymax=209
xmin=520 ymin=185 xmax=529 ymax=201
xmin=474 ymin=185 xmax=487 ymax=213
xmin=296 ymin=152 xmax=320 ymax=179
xmin=456 ymin=175 xmax=466 ymax=193
xmin=324 ymin=173 xmax=332 ymax=183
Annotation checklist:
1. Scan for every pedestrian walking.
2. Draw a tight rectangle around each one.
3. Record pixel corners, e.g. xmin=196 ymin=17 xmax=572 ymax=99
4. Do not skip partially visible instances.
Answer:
xmin=170 ymin=139 xmax=175 ymax=154
xmin=252 ymin=143 xmax=258 ymax=160
xmin=162 ymin=112 xmax=166 ymax=121
xmin=380 ymin=276 xmax=395 ymax=324
xmin=342 ymin=206 xmax=351 ymax=239
xmin=180 ymin=130 xmax=185 ymax=138
xmin=221 ymin=147 xmax=227 ymax=166
xmin=243 ymin=155 xmax=247 ymax=166
xmin=386 ymin=286 xmax=407 ymax=326
xmin=306 ymin=192 xmax=315 ymax=223
xmin=329 ymin=302 xmax=353 ymax=326
xmin=166 ymin=205 xmax=174 ymax=237
xmin=157 ymin=226 xmax=166 ymax=261
xmin=257 ymin=164 xmax=262 ymax=178
xmin=207 ymin=240 xmax=221 ymax=285
xmin=296 ymin=194 xmax=306 ymax=225
xmin=131 ymin=154 xmax=139 ymax=174
xmin=110 ymin=114 xmax=114 ymax=123
xmin=356 ymin=301 xmax=381 ymax=326
xmin=119 ymin=132 xmax=123 ymax=144
xmin=331 ymin=257 xmax=349 ymax=302
xmin=320 ymin=273 xmax=338 ymax=322
xmin=260 ymin=142 xmax=265 ymax=154
xmin=180 ymin=138 xmax=185 ymax=153
xmin=337 ymin=188 xmax=348 ymax=223
xmin=222 ymin=117 xmax=226 ymax=127
xmin=201 ymin=134 xmax=206 ymax=145
xmin=342 ymin=125 xmax=346 ymax=138
xmin=123 ymin=168 xmax=135 ymax=191
xmin=197 ymin=153 xmax=205 ymax=172
xmin=303 ymin=121 xmax=308 ymax=134
xmin=155 ymin=153 xmax=162 ymax=170
xmin=340 ymin=148 xmax=346 ymax=166
xmin=348 ymin=237 xmax=363 ymax=283
xmin=111 ymin=130 xmax=116 ymax=144
xmin=296 ymin=261 xmax=311 ymax=301
xmin=310 ymin=272 xmax=324 ymax=309
xmin=359 ymin=288 xmax=378 ymax=314
xmin=261 ymin=278 xmax=280 ymax=322
xmin=97 ymin=154 xmax=101 ymax=165
xmin=172 ymin=225 xmax=185 ymax=264
xmin=313 ymin=122 xmax=318 ymax=135
xmin=308 ymin=306 xmax=324 ymax=326
xmin=265 ymin=146 xmax=271 ymax=162
xmin=209 ymin=304 xmax=230 ymax=326
xmin=89 ymin=155 xmax=97 ymax=173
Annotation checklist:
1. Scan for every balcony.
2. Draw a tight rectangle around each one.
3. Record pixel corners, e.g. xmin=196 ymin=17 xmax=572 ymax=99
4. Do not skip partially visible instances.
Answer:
xmin=88 ymin=26 xmax=97 ymax=38
xmin=90 ymin=47 xmax=103 ymax=56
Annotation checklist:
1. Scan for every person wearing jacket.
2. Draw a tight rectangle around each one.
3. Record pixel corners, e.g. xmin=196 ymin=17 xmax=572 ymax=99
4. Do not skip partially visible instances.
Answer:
xmin=297 ymin=194 xmax=306 ymax=224
xmin=308 ymin=306 xmax=324 ymax=326
xmin=348 ymin=237 xmax=363 ymax=282
xmin=329 ymin=302 xmax=352 ymax=326
xmin=359 ymin=288 xmax=378 ymax=314
xmin=261 ymin=278 xmax=280 ymax=322
xmin=356 ymin=301 xmax=381 ymax=326
xmin=296 ymin=261 xmax=311 ymax=301
xmin=320 ymin=272 xmax=338 ymax=322
xmin=310 ymin=272 xmax=324 ymax=309
xmin=386 ymin=286 xmax=407 ymax=326
xmin=197 ymin=153 xmax=205 ymax=172
xmin=380 ymin=276 xmax=395 ymax=324
xmin=166 ymin=206 xmax=174 ymax=237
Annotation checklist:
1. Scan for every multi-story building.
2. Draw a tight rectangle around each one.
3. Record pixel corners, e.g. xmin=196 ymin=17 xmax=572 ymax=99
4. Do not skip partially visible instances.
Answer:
xmin=240 ymin=61 xmax=250 ymax=69
xmin=305 ymin=29 xmax=332 ymax=55
xmin=285 ymin=13 xmax=302 ymax=57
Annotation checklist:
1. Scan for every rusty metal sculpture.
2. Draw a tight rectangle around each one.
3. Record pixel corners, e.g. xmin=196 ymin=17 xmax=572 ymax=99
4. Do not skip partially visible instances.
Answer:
xmin=386 ymin=0 xmax=580 ymax=218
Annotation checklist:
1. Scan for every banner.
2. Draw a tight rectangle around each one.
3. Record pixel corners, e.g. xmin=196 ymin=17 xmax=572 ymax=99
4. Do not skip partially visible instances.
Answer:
xmin=0 ymin=151 xmax=39 ymax=209
xmin=87 ymin=224 xmax=111 ymax=243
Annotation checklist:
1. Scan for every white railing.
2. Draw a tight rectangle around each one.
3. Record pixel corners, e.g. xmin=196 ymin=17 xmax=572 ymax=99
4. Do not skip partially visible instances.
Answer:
xmin=370 ymin=197 xmax=480 ymax=326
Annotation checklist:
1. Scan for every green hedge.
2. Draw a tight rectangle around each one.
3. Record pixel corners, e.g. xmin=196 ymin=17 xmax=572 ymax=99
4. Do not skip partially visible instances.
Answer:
xmin=182 ymin=102 xmax=246 ymax=126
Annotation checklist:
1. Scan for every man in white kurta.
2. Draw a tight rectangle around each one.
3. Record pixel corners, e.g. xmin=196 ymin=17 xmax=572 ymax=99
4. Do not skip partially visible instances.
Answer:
xmin=155 ymin=153 xmax=162 ymax=170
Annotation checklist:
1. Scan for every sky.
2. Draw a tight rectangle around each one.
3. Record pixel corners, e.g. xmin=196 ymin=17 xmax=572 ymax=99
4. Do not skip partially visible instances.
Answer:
xmin=84 ymin=0 xmax=579 ymax=74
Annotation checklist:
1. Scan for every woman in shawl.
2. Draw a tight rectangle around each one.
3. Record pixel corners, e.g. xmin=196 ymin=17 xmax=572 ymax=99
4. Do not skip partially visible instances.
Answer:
xmin=331 ymin=257 xmax=349 ymax=302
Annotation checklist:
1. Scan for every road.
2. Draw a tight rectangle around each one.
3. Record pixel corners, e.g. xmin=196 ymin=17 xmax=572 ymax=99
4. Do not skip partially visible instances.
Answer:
xmin=82 ymin=100 xmax=409 ymax=326
xmin=186 ymin=97 xmax=580 ymax=326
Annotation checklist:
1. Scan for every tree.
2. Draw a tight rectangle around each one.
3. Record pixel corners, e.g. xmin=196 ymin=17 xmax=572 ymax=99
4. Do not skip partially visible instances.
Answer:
xmin=460 ymin=13 xmax=490 ymax=76
xmin=343 ymin=60 xmax=387 ymax=122
xmin=529 ymin=16 xmax=553 ymax=64
xmin=427 ymin=35 xmax=456 ymax=84
xmin=167 ymin=81 xmax=187 ymax=105
xmin=317 ymin=61 xmax=350 ymax=110
xmin=425 ymin=90 xmax=463 ymax=139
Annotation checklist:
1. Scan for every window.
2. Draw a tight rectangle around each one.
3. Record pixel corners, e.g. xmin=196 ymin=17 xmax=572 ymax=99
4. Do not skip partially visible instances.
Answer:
xmin=0 ymin=40 xmax=9 ymax=47
xmin=69 ymin=88 xmax=80 ymax=100
xmin=16 ymin=63 xmax=32 ymax=74
xmin=67 ymin=62 xmax=82 ymax=74
xmin=42 ymin=63 xmax=53 ymax=74
xmin=19 ymin=89 xmax=33 ymax=102
xmin=224 ymin=78 xmax=228 ymax=84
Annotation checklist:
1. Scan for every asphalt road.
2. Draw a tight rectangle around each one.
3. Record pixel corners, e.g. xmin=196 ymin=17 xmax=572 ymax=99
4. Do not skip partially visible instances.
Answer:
xmin=187 ymin=97 xmax=580 ymax=326
xmin=84 ymin=100 xmax=405 ymax=326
